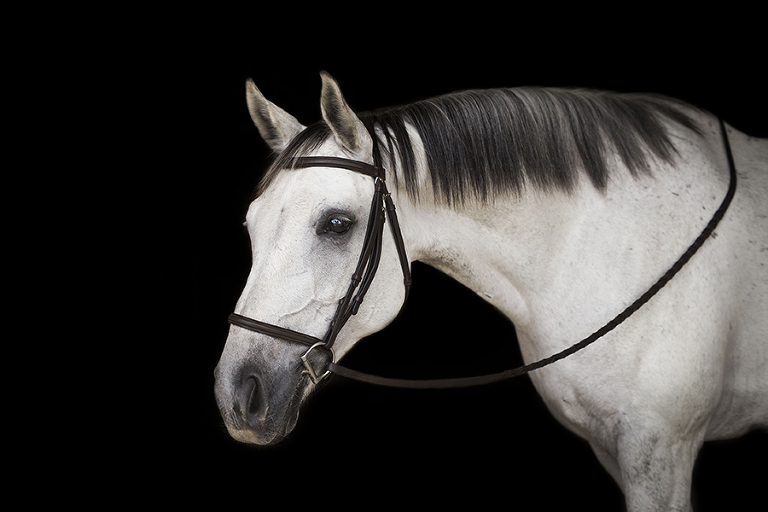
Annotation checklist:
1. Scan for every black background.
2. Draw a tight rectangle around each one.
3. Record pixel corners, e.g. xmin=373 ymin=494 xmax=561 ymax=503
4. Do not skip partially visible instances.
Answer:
xmin=179 ymin=10 xmax=766 ymax=510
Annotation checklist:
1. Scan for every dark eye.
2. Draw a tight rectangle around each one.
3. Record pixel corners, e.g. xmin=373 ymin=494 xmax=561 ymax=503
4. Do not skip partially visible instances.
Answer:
xmin=325 ymin=215 xmax=352 ymax=234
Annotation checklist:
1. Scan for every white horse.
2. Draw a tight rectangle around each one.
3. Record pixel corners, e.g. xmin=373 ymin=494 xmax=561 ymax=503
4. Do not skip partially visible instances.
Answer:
xmin=214 ymin=71 xmax=767 ymax=511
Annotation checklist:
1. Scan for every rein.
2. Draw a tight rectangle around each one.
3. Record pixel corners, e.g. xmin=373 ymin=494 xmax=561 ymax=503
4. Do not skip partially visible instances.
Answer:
xmin=229 ymin=118 xmax=737 ymax=389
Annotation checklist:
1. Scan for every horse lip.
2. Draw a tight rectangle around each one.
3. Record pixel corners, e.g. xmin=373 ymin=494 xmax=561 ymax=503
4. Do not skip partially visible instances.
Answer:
xmin=277 ymin=376 xmax=310 ymax=437
xmin=219 ymin=373 xmax=310 ymax=446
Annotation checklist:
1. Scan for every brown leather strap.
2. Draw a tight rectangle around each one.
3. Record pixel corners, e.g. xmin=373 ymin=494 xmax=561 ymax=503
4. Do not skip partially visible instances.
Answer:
xmin=229 ymin=118 xmax=736 ymax=389
xmin=228 ymin=314 xmax=323 ymax=347
xmin=322 ymin=177 xmax=387 ymax=348
xmin=290 ymin=156 xmax=381 ymax=178
xmin=384 ymin=192 xmax=413 ymax=300
xmin=323 ymin=117 xmax=737 ymax=388
xmin=327 ymin=362 xmax=523 ymax=388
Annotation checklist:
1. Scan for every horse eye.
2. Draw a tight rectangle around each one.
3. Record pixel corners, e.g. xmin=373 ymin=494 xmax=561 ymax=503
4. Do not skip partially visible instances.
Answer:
xmin=325 ymin=216 xmax=352 ymax=234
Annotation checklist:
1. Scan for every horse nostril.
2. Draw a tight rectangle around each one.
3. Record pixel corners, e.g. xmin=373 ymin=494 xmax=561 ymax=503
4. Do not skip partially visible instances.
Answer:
xmin=244 ymin=375 xmax=265 ymax=420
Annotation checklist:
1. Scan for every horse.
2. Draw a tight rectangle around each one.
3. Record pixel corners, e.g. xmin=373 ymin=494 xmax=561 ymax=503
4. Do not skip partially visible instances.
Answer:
xmin=214 ymin=71 xmax=767 ymax=511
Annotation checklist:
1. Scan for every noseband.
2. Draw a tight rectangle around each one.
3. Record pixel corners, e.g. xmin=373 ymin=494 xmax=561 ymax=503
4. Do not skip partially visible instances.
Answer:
xmin=229 ymin=118 xmax=737 ymax=389
xmin=229 ymin=155 xmax=412 ymax=383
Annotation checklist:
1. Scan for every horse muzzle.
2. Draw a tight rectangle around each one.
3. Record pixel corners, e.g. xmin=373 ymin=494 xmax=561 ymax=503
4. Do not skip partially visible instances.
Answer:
xmin=213 ymin=354 xmax=325 ymax=445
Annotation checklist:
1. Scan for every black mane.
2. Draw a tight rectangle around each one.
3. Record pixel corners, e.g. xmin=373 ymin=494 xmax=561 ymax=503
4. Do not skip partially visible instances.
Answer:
xmin=256 ymin=87 xmax=701 ymax=204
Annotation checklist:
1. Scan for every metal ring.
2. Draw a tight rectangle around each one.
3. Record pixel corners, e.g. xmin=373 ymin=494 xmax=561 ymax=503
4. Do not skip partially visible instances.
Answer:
xmin=300 ymin=342 xmax=334 ymax=385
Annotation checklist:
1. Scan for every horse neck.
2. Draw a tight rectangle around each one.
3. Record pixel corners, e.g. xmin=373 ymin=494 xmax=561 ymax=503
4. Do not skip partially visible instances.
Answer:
xmin=393 ymin=154 xmax=715 ymax=355
xmin=397 ymin=182 xmax=596 ymax=332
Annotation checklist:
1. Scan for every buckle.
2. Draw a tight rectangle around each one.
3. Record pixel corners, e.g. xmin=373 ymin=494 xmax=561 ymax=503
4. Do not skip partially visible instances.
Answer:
xmin=300 ymin=342 xmax=334 ymax=385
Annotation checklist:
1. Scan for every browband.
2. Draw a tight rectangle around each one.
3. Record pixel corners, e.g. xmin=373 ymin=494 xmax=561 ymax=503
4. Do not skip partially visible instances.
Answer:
xmin=290 ymin=156 xmax=381 ymax=178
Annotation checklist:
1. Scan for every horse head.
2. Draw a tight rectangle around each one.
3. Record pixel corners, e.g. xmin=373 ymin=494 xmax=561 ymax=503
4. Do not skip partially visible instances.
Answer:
xmin=214 ymin=72 xmax=407 ymax=444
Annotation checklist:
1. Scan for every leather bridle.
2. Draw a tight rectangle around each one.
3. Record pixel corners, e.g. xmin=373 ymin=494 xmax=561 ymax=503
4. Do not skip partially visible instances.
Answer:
xmin=229 ymin=118 xmax=737 ymax=389
xmin=229 ymin=155 xmax=412 ymax=384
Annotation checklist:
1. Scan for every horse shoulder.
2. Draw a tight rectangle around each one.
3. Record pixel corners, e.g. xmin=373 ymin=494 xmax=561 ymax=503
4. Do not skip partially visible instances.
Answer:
xmin=705 ymin=123 xmax=768 ymax=438
xmin=670 ymin=112 xmax=768 ymax=438
xmin=525 ymin=116 xmax=767 ymax=445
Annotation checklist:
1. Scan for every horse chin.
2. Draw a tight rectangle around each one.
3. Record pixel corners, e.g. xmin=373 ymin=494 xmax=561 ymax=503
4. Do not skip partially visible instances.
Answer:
xmin=226 ymin=412 xmax=300 ymax=446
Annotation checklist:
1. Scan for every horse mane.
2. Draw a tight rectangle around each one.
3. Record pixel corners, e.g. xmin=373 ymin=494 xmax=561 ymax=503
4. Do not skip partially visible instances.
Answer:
xmin=256 ymin=87 xmax=702 ymax=205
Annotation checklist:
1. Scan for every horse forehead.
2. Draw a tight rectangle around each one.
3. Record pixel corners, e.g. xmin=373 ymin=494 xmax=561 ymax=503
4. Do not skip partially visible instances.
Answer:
xmin=248 ymin=167 xmax=372 ymax=223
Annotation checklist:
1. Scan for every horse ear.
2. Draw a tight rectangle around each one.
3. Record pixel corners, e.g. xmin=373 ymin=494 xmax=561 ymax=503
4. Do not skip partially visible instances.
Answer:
xmin=246 ymin=79 xmax=306 ymax=152
xmin=319 ymin=71 xmax=372 ymax=159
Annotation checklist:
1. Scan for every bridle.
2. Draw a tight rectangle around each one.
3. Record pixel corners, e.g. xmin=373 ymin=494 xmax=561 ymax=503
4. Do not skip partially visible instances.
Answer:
xmin=229 ymin=155 xmax=412 ymax=383
xmin=229 ymin=118 xmax=737 ymax=389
